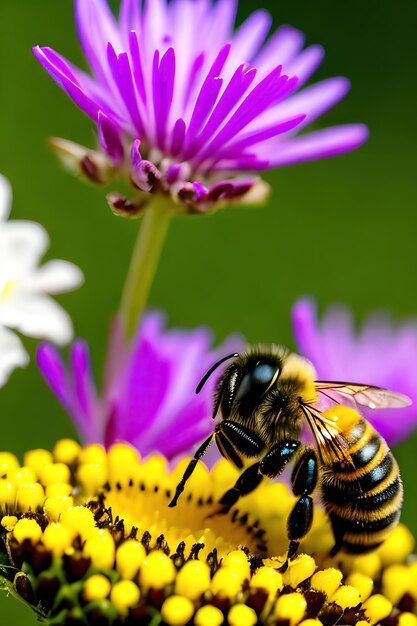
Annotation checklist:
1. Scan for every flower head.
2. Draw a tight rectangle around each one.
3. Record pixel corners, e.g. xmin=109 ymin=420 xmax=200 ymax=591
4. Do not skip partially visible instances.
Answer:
xmin=0 ymin=439 xmax=416 ymax=625
xmin=0 ymin=174 xmax=83 ymax=387
xmin=37 ymin=311 xmax=243 ymax=458
xmin=292 ymin=298 xmax=417 ymax=446
xmin=33 ymin=0 xmax=368 ymax=213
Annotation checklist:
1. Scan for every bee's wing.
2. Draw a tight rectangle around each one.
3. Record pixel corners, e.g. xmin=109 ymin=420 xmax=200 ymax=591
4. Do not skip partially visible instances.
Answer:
xmin=299 ymin=403 xmax=352 ymax=465
xmin=314 ymin=382 xmax=412 ymax=410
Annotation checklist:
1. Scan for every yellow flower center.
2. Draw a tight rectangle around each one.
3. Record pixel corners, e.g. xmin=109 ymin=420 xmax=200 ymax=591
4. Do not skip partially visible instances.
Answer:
xmin=0 ymin=439 xmax=415 ymax=626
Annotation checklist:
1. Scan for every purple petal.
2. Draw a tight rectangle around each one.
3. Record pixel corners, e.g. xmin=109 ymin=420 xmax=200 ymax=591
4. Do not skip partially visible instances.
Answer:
xmin=286 ymin=44 xmax=325 ymax=88
xmin=129 ymin=31 xmax=147 ymax=105
xmin=107 ymin=43 xmax=144 ymax=136
xmin=186 ymin=64 xmax=257 ymax=160
xmin=194 ymin=68 xmax=298 ymax=165
xmin=292 ymin=298 xmax=329 ymax=376
xmin=182 ymin=43 xmax=231 ymax=146
xmin=70 ymin=341 xmax=101 ymax=442
xmin=33 ymin=46 xmax=101 ymax=122
xmin=230 ymin=9 xmax=272 ymax=62
xmin=37 ymin=343 xmax=72 ymax=410
xmin=269 ymin=124 xmax=369 ymax=167
xmin=75 ymin=0 xmax=122 ymax=85
xmin=152 ymin=48 xmax=176 ymax=150
xmin=213 ymin=114 xmax=306 ymax=160
xmin=131 ymin=141 xmax=161 ymax=191
xmin=98 ymin=111 xmax=124 ymax=163
xmin=255 ymin=25 xmax=305 ymax=73
xmin=170 ymin=118 xmax=187 ymax=155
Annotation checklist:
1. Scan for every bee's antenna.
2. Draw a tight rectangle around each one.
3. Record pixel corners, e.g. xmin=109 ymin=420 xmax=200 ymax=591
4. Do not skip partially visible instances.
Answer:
xmin=195 ymin=353 xmax=239 ymax=394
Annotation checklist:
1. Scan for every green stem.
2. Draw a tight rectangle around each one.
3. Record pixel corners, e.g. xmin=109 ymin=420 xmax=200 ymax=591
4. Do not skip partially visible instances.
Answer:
xmin=120 ymin=201 xmax=173 ymax=340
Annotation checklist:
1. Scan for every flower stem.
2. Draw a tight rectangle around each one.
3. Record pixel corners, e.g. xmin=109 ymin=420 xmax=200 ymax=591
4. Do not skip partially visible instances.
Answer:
xmin=120 ymin=202 xmax=173 ymax=340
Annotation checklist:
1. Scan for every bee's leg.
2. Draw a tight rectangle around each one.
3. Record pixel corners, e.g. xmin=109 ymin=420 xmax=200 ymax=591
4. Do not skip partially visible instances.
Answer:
xmin=208 ymin=462 xmax=263 ymax=517
xmin=213 ymin=439 xmax=301 ymax=517
xmin=280 ymin=448 xmax=318 ymax=571
xmin=168 ymin=433 xmax=214 ymax=507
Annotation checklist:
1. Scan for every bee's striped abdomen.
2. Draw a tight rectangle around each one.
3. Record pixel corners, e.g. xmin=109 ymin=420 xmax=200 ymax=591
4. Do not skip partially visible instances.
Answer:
xmin=320 ymin=415 xmax=403 ymax=554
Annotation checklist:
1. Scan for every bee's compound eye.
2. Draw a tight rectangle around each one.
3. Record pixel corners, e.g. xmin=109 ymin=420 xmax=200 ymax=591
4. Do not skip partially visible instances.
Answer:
xmin=252 ymin=363 xmax=277 ymax=385
xmin=235 ymin=362 xmax=278 ymax=402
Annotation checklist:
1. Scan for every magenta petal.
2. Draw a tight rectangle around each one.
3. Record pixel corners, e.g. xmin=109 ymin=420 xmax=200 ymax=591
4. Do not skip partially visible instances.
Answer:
xmin=70 ymin=341 xmax=101 ymax=443
xmin=292 ymin=299 xmax=328 ymax=376
xmin=270 ymin=124 xmax=369 ymax=167
xmin=98 ymin=111 xmax=124 ymax=163
xmin=75 ymin=0 xmax=121 ymax=84
xmin=107 ymin=44 xmax=144 ymax=136
xmin=33 ymin=46 xmax=101 ymax=122
xmin=231 ymin=9 xmax=272 ymax=61
xmin=152 ymin=48 xmax=176 ymax=150
xmin=37 ymin=343 xmax=72 ymax=410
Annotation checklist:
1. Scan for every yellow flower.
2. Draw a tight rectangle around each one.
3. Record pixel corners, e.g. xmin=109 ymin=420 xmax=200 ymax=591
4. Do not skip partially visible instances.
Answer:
xmin=0 ymin=440 xmax=416 ymax=625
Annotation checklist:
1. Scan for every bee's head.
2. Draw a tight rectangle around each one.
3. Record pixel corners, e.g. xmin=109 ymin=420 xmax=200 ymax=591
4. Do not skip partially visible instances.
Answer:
xmin=213 ymin=346 xmax=287 ymax=420
xmin=202 ymin=346 xmax=318 ymax=422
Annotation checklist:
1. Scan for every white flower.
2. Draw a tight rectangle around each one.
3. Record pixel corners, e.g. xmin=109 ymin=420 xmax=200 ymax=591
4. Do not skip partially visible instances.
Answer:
xmin=0 ymin=174 xmax=84 ymax=386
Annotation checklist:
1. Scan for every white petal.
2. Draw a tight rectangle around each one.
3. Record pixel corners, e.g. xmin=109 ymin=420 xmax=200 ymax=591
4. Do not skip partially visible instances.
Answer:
xmin=1 ymin=295 xmax=75 ymax=345
xmin=0 ymin=325 xmax=29 ymax=387
xmin=0 ymin=174 xmax=12 ymax=221
xmin=31 ymin=260 xmax=84 ymax=294
xmin=0 ymin=220 xmax=49 ymax=277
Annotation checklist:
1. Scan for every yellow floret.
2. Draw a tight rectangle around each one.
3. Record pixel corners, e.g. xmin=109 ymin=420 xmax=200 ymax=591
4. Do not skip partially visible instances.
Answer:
xmin=398 ymin=613 xmax=417 ymax=626
xmin=381 ymin=564 xmax=410 ymax=605
xmin=10 ymin=466 xmax=36 ymax=485
xmin=60 ymin=506 xmax=96 ymax=540
xmin=363 ymin=594 xmax=393 ymax=625
xmin=175 ymin=560 xmax=211 ymax=600
xmin=1 ymin=515 xmax=17 ymax=531
xmin=345 ymin=572 xmax=373 ymax=602
xmin=331 ymin=585 xmax=361 ymax=609
xmin=23 ymin=449 xmax=53 ymax=478
xmin=83 ymin=529 xmax=115 ymax=570
xmin=161 ymin=595 xmax=194 ymax=626
xmin=194 ymin=605 xmax=224 ymax=626
xmin=45 ymin=483 xmax=73 ymax=498
xmin=0 ymin=479 xmax=17 ymax=508
xmin=284 ymin=554 xmax=316 ymax=588
xmin=110 ymin=580 xmax=140 ymax=613
xmin=13 ymin=518 xmax=42 ymax=543
xmin=116 ymin=540 xmax=146 ymax=580
xmin=42 ymin=522 xmax=72 ymax=557
xmin=0 ymin=452 xmax=19 ymax=476
xmin=311 ymin=568 xmax=343 ymax=598
xmin=378 ymin=524 xmax=415 ymax=567
xmin=44 ymin=495 xmax=74 ymax=521
xmin=228 ymin=604 xmax=257 ymax=626
xmin=16 ymin=482 xmax=45 ymax=511
xmin=211 ymin=568 xmax=242 ymax=598
xmin=250 ymin=566 xmax=283 ymax=598
xmin=53 ymin=439 xmax=81 ymax=465
xmin=39 ymin=463 xmax=71 ymax=486
xmin=83 ymin=574 xmax=111 ymax=601
xmin=274 ymin=592 xmax=307 ymax=626
xmin=139 ymin=550 xmax=176 ymax=590
xmin=79 ymin=444 xmax=107 ymax=466
xmin=223 ymin=550 xmax=251 ymax=582
xmin=77 ymin=462 xmax=108 ymax=495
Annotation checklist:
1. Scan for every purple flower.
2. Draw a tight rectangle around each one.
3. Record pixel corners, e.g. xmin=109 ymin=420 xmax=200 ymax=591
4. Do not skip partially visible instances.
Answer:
xmin=33 ymin=0 xmax=368 ymax=213
xmin=37 ymin=311 xmax=243 ymax=458
xmin=292 ymin=298 xmax=417 ymax=445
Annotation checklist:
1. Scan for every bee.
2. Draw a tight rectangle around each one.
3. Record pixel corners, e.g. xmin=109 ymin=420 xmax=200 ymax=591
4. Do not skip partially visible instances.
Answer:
xmin=169 ymin=345 xmax=411 ymax=562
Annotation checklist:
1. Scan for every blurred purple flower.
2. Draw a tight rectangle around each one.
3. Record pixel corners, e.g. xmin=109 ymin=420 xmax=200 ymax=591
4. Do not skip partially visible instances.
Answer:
xmin=292 ymin=298 xmax=417 ymax=446
xmin=33 ymin=0 xmax=368 ymax=213
xmin=37 ymin=311 xmax=243 ymax=458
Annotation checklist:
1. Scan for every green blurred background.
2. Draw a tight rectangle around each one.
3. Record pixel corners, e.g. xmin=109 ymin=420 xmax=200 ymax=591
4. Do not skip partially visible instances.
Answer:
xmin=1 ymin=0 xmax=416 ymax=621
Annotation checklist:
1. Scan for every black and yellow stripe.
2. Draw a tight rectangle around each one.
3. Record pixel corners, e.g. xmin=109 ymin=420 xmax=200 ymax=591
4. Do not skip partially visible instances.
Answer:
xmin=320 ymin=416 xmax=402 ymax=554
